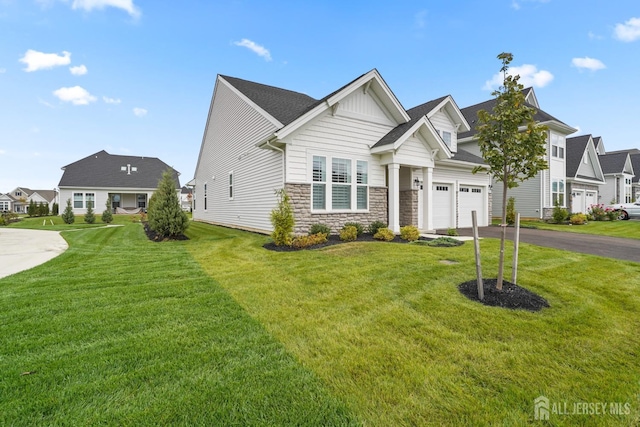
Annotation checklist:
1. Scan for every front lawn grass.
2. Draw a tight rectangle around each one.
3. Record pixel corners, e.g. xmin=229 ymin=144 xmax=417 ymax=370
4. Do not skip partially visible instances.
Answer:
xmin=5 ymin=213 xmax=142 ymax=231
xmin=0 ymin=223 xmax=356 ymax=426
xmin=497 ymin=218 xmax=640 ymax=240
xmin=186 ymin=222 xmax=640 ymax=426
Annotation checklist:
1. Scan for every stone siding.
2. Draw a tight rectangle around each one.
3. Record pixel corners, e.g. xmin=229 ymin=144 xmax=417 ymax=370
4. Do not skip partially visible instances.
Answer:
xmin=399 ymin=189 xmax=418 ymax=227
xmin=286 ymin=183 xmax=388 ymax=234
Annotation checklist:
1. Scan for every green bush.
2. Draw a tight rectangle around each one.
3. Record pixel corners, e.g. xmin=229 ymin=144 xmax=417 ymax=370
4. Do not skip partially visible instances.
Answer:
xmin=52 ymin=202 xmax=59 ymax=216
xmin=506 ymin=196 xmax=516 ymax=225
xmin=569 ymin=213 xmax=587 ymax=225
xmin=84 ymin=203 xmax=95 ymax=224
xmin=425 ymin=237 xmax=463 ymax=247
xmin=606 ymin=208 xmax=619 ymax=221
xmin=61 ymin=198 xmax=75 ymax=224
xmin=552 ymin=202 xmax=568 ymax=224
xmin=367 ymin=221 xmax=387 ymax=235
xmin=344 ymin=222 xmax=364 ymax=237
xmin=270 ymin=189 xmax=295 ymax=246
xmin=373 ymin=227 xmax=394 ymax=241
xmin=340 ymin=225 xmax=358 ymax=242
xmin=309 ymin=223 xmax=331 ymax=236
xmin=446 ymin=228 xmax=458 ymax=236
xmin=147 ymin=170 xmax=190 ymax=238
xmin=291 ymin=232 xmax=328 ymax=249
xmin=102 ymin=197 xmax=113 ymax=224
xmin=400 ymin=225 xmax=420 ymax=241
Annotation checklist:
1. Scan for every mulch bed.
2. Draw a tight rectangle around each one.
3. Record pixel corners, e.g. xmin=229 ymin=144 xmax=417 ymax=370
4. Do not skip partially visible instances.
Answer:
xmin=458 ymin=279 xmax=549 ymax=312
xmin=263 ymin=234 xmax=465 ymax=252
xmin=143 ymin=222 xmax=189 ymax=242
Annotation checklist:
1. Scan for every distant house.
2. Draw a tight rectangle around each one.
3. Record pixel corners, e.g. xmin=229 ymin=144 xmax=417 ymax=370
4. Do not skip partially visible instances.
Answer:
xmin=565 ymin=134 xmax=605 ymax=213
xmin=192 ymin=69 xmax=490 ymax=235
xmin=0 ymin=187 xmax=57 ymax=213
xmin=596 ymin=145 xmax=635 ymax=205
xmin=180 ymin=186 xmax=192 ymax=211
xmin=458 ymin=88 xmax=577 ymax=219
xmin=58 ymin=150 xmax=181 ymax=214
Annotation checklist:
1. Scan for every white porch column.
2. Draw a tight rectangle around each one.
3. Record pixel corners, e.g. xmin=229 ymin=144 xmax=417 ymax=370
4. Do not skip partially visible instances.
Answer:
xmin=388 ymin=163 xmax=400 ymax=233
xmin=423 ymin=166 xmax=433 ymax=231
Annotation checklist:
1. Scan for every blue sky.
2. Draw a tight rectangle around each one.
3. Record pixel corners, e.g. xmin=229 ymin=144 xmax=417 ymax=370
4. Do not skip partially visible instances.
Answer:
xmin=1 ymin=0 xmax=639 ymax=192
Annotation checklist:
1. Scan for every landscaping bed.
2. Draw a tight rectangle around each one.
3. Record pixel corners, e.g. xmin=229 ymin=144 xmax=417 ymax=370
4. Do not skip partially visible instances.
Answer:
xmin=263 ymin=234 xmax=464 ymax=251
xmin=458 ymin=278 xmax=550 ymax=311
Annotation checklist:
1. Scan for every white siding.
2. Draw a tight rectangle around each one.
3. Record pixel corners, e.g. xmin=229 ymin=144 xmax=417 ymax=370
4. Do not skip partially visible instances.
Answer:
xmin=429 ymin=110 xmax=457 ymax=152
xmin=58 ymin=188 xmax=156 ymax=215
xmin=433 ymin=165 xmax=491 ymax=226
xmin=457 ymin=141 xmax=482 ymax=157
xmin=193 ymin=80 xmax=281 ymax=233
xmin=394 ymin=136 xmax=433 ymax=168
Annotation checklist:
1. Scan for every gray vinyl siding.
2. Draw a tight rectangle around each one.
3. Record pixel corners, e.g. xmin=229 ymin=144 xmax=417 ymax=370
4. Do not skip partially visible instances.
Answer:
xmin=492 ymin=173 xmax=542 ymax=218
xmin=193 ymin=79 xmax=281 ymax=233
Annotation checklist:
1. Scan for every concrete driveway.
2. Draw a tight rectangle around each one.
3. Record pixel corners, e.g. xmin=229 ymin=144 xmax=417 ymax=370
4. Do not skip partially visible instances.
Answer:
xmin=456 ymin=226 xmax=640 ymax=263
xmin=0 ymin=228 xmax=68 ymax=280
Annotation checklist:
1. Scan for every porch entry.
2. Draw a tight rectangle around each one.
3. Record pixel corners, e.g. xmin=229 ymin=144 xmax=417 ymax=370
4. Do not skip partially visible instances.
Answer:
xmin=109 ymin=193 xmax=148 ymax=213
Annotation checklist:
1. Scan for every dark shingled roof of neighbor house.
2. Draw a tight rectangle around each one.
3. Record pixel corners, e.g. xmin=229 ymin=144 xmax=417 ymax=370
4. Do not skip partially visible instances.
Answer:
xmin=58 ymin=150 xmax=180 ymax=189
xmin=566 ymin=134 xmax=591 ymax=178
xmin=598 ymin=151 xmax=630 ymax=175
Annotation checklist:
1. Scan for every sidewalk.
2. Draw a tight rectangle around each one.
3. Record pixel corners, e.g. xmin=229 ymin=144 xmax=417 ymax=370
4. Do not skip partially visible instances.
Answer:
xmin=0 ymin=228 xmax=68 ymax=279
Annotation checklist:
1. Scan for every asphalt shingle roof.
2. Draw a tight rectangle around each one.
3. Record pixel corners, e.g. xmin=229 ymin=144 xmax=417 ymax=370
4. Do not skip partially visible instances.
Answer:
xmin=598 ymin=152 xmax=630 ymax=175
xmin=565 ymin=134 xmax=591 ymax=178
xmin=58 ymin=150 xmax=180 ymax=189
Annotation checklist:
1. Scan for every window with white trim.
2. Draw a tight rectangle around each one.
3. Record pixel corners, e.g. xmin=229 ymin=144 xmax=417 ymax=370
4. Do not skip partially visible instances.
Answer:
xmin=442 ymin=131 xmax=452 ymax=147
xmin=0 ymin=201 xmax=9 ymax=211
xmin=73 ymin=192 xmax=83 ymax=209
xmin=203 ymin=183 xmax=207 ymax=210
xmin=356 ymin=160 xmax=368 ymax=210
xmin=85 ymin=193 xmax=95 ymax=209
xmin=552 ymin=178 xmax=565 ymax=206
xmin=229 ymin=172 xmax=234 ymax=200
xmin=137 ymin=194 xmax=146 ymax=208
xmin=312 ymin=156 xmax=326 ymax=210
xmin=551 ymin=133 xmax=565 ymax=159
xmin=332 ymin=158 xmax=351 ymax=210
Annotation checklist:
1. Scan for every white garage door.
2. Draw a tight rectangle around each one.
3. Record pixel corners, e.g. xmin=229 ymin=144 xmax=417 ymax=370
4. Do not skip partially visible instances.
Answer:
xmin=585 ymin=191 xmax=597 ymax=210
xmin=458 ymin=186 xmax=485 ymax=228
xmin=572 ymin=191 xmax=585 ymax=213
xmin=432 ymin=184 xmax=454 ymax=229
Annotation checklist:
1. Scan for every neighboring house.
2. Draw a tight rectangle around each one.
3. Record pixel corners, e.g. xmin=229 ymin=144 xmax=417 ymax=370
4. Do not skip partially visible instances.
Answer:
xmin=601 ymin=147 xmax=639 ymax=204
xmin=597 ymin=147 xmax=635 ymax=205
xmin=565 ymin=134 xmax=605 ymax=213
xmin=58 ymin=150 xmax=181 ymax=214
xmin=192 ymin=69 xmax=490 ymax=235
xmin=458 ymin=88 xmax=578 ymax=219
xmin=180 ymin=186 xmax=193 ymax=211
xmin=0 ymin=187 xmax=57 ymax=213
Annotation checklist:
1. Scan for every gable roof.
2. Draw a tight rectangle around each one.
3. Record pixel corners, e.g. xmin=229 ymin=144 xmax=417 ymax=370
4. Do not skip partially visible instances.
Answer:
xmin=598 ymin=152 xmax=632 ymax=175
xmin=565 ymin=134 xmax=605 ymax=183
xmin=458 ymin=92 xmax=575 ymax=140
xmin=30 ymin=190 xmax=57 ymax=203
xmin=632 ymin=154 xmax=640 ymax=183
xmin=59 ymin=150 xmax=180 ymax=189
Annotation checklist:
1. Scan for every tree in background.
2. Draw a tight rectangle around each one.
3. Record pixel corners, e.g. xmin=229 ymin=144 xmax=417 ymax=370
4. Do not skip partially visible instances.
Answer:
xmin=474 ymin=52 xmax=548 ymax=290
xmin=147 ymin=170 xmax=189 ymax=238
xmin=84 ymin=200 xmax=96 ymax=224
xmin=102 ymin=197 xmax=113 ymax=224
xmin=61 ymin=198 xmax=75 ymax=224
xmin=28 ymin=200 xmax=36 ymax=217
xmin=52 ymin=202 xmax=59 ymax=216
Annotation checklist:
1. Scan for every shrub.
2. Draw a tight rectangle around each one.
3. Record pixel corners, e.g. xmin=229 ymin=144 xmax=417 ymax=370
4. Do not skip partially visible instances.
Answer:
xmin=552 ymin=202 xmax=568 ymax=224
xmin=344 ymin=222 xmax=364 ymax=237
xmin=61 ymin=198 xmax=75 ymax=224
xmin=446 ymin=228 xmax=458 ymax=236
xmin=102 ymin=197 xmax=113 ymax=224
xmin=52 ymin=202 xmax=59 ymax=216
xmin=400 ymin=225 xmax=420 ymax=241
xmin=270 ymin=188 xmax=295 ymax=246
xmin=309 ymin=223 xmax=331 ymax=236
xmin=291 ymin=232 xmax=328 ymax=249
xmin=606 ymin=208 xmax=619 ymax=221
xmin=425 ymin=237 xmax=463 ymax=247
xmin=147 ymin=169 xmax=190 ymax=238
xmin=373 ymin=227 xmax=394 ymax=241
xmin=84 ymin=203 xmax=95 ymax=224
xmin=506 ymin=196 xmax=516 ymax=225
xmin=367 ymin=221 xmax=387 ymax=235
xmin=569 ymin=213 xmax=587 ymax=225
xmin=340 ymin=225 xmax=358 ymax=242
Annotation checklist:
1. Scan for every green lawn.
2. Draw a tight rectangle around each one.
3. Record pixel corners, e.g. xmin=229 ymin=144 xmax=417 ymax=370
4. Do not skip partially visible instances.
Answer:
xmin=1 ymin=221 xmax=639 ymax=425
xmin=493 ymin=218 xmax=640 ymax=240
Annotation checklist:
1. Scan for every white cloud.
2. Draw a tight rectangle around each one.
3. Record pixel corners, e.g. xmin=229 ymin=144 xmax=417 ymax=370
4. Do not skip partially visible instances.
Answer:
xmin=103 ymin=96 xmax=121 ymax=104
xmin=53 ymin=86 xmax=97 ymax=105
xmin=20 ymin=49 xmax=71 ymax=72
xmin=233 ymin=38 xmax=272 ymax=61
xmin=133 ymin=107 xmax=147 ymax=117
xmin=614 ymin=17 xmax=640 ymax=42
xmin=483 ymin=64 xmax=554 ymax=90
xmin=572 ymin=57 xmax=606 ymax=71
xmin=71 ymin=0 xmax=141 ymax=18
xmin=588 ymin=31 xmax=603 ymax=40
xmin=69 ymin=64 xmax=88 ymax=75
xmin=511 ymin=0 xmax=549 ymax=10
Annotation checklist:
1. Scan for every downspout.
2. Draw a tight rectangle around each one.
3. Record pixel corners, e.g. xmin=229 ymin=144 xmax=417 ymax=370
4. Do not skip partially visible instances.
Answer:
xmin=265 ymin=139 xmax=285 ymax=189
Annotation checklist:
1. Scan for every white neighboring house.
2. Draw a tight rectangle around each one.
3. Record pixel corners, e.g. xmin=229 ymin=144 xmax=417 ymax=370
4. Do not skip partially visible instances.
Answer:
xmin=192 ymin=69 xmax=490 ymax=234
xmin=58 ymin=150 xmax=181 ymax=215
xmin=180 ymin=186 xmax=193 ymax=211
xmin=457 ymin=88 xmax=578 ymax=219
xmin=565 ymin=134 xmax=606 ymax=213
xmin=0 ymin=187 xmax=57 ymax=213
xmin=597 ymin=144 xmax=635 ymax=205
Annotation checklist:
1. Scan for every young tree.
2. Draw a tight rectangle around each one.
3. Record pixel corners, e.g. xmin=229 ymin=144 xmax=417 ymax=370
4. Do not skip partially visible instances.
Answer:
xmin=28 ymin=200 xmax=36 ymax=217
xmin=474 ymin=52 xmax=548 ymax=290
xmin=147 ymin=170 xmax=189 ymax=238
xmin=61 ymin=198 xmax=75 ymax=224
xmin=84 ymin=201 xmax=96 ymax=224
xmin=52 ymin=202 xmax=59 ymax=216
xmin=102 ymin=197 xmax=113 ymax=224
xmin=270 ymin=188 xmax=295 ymax=246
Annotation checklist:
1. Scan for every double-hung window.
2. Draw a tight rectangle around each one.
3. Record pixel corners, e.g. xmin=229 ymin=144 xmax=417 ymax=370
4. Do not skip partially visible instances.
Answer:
xmin=85 ymin=193 xmax=95 ymax=209
xmin=312 ymin=156 xmax=326 ymax=210
xmin=229 ymin=172 xmax=234 ymax=200
xmin=356 ymin=160 xmax=368 ymax=210
xmin=551 ymin=133 xmax=565 ymax=159
xmin=137 ymin=194 xmax=146 ymax=209
xmin=332 ymin=158 xmax=351 ymax=210
xmin=73 ymin=193 xmax=83 ymax=209
xmin=552 ymin=179 xmax=565 ymax=206
xmin=203 ymin=183 xmax=207 ymax=210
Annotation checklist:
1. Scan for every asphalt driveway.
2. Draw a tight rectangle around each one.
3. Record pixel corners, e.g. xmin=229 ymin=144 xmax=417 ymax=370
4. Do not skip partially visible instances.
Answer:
xmin=456 ymin=226 xmax=640 ymax=263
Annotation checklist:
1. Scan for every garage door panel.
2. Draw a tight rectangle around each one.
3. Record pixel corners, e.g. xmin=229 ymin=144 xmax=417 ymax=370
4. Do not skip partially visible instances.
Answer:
xmin=459 ymin=186 xmax=485 ymax=228
xmin=433 ymin=184 xmax=453 ymax=229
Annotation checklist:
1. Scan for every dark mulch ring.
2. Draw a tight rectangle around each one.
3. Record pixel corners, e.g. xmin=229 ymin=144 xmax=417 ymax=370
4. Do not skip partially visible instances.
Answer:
xmin=143 ymin=222 xmax=189 ymax=242
xmin=458 ymin=279 xmax=549 ymax=312
xmin=263 ymin=234 xmax=463 ymax=252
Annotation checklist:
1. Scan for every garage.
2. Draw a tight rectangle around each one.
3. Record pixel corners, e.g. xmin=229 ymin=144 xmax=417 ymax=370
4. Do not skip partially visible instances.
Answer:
xmin=458 ymin=185 xmax=485 ymax=227
xmin=432 ymin=183 xmax=454 ymax=229
xmin=585 ymin=191 xmax=597 ymax=210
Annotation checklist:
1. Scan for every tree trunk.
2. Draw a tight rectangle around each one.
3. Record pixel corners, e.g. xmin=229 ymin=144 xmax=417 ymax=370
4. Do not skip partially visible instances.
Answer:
xmin=497 ymin=169 xmax=509 ymax=291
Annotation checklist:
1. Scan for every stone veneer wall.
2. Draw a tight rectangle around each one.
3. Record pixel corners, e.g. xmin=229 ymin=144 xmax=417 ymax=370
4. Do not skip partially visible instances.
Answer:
xmin=285 ymin=183 xmax=388 ymax=235
xmin=399 ymin=189 xmax=418 ymax=227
